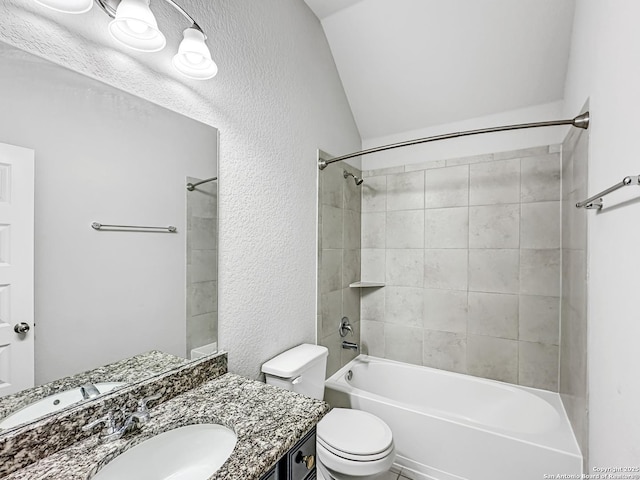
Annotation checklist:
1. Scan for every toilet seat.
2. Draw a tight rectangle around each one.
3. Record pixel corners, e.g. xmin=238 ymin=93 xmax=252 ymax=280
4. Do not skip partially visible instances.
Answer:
xmin=317 ymin=436 xmax=394 ymax=462
xmin=317 ymin=442 xmax=395 ymax=478
xmin=317 ymin=408 xmax=393 ymax=457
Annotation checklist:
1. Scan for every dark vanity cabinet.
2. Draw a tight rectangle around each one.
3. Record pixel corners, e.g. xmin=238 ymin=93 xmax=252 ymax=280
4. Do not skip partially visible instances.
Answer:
xmin=260 ymin=427 xmax=317 ymax=480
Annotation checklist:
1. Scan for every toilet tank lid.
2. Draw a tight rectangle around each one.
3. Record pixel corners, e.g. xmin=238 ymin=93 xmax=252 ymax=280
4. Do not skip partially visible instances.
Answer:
xmin=262 ymin=344 xmax=329 ymax=378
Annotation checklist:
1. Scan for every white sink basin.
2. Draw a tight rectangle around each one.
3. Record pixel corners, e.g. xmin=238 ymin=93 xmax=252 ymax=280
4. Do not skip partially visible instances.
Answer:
xmin=92 ymin=424 xmax=237 ymax=480
xmin=0 ymin=382 xmax=126 ymax=430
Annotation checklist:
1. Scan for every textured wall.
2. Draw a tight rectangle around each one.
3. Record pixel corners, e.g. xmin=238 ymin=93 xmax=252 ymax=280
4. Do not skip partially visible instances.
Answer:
xmin=359 ymin=145 xmax=562 ymax=391
xmin=0 ymin=1 xmax=361 ymax=379
xmin=318 ymin=164 xmax=362 ymax=377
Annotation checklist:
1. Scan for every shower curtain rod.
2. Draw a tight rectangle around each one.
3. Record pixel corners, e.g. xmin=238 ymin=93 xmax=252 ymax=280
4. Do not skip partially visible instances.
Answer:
xmin=186 ymin=177 xmax=217 ymax=191
xmin=318 ymin=112 xmax=590 ymax=170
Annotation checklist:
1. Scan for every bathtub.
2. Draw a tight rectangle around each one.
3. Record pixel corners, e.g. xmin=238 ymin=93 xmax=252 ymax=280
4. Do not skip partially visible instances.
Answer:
xmin=324 ymin=355 xmax=582 ymax=480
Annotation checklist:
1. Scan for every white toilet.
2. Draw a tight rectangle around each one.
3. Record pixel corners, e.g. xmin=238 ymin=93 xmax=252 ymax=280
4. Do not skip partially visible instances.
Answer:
xmin=262 ymin=344 xmax=395 ymax=480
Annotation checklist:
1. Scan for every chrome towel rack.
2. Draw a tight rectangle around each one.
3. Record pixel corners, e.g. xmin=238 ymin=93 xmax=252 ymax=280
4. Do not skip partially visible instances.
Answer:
xmin=91 ymin=222 xmax=177 ymax=233
xmin=576 ymin=175 xmax=640 ymax=210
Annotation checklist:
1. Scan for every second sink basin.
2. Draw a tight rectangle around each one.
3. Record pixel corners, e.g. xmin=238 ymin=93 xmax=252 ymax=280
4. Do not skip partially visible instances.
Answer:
xmin=0 ymin=382 xmax=126 ymax=430
xmin=92 ymin=424 xmax=238 ymax=480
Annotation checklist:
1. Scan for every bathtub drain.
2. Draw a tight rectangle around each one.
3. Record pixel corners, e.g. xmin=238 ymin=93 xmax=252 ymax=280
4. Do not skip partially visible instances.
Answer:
xmin=346 ymin=370 xmax=353 ymax=381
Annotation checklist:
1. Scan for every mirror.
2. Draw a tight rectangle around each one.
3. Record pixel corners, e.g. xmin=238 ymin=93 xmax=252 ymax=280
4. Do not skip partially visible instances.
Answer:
xmin=0 ymin=41 xmax=219 ymax=429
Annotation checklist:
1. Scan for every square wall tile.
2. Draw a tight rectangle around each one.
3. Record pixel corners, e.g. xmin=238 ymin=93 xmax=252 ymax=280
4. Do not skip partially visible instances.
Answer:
xmin=519 ymin=341 xmax=559 ymax=391
xmin=519 ymin=295 xmax=560 ymax=345
xmin=343 ymin=287 xmax=360 ymax=325
xmin=361 ymin=287 xmax=385 ymax=321
xmin=319 ymin=331 xmax=342 ymax=378
xmin=344 ymin=209 xmax=361 ymax=250
xmin=189 ymin=281 xmax=217 ymax=316
xmin=362 ymin=175 xmax=386 ymax=212
xmin=423 ymin=289 xmax=467 ymax=333
xmin=189 ymin=217 xmax=217 ymax=249
xmin=190 ymin=249 xmax=217 ymax=283
xmin=425 ymin=165 xmax=469 ymax=208
xmin=322 ymin=205 xmax=343 ymax=249
xmin=468 ymin=249 xmax=519 ymax=294
xmin=361 ymin=320 xmax=385 ymax=357
xmin=468 ymin=292 xmax=518 ymax=339
xmin=469 ymin=159 xmax=520 ymax=205
xmin=321 ymin=166 xmax=344 ymax=208
xmin=520 ymin=249 xmax=561 ymax=297
xmin=385 ymin=325 xmax=423 ymax=365
xmin=386 ymin=210 xmax=424 ymax=248
xmin=520 ymin=202 xmax=560 ymax=249
xmin=469 ymin=204 xmax=520 ymax=248
xmin=342 ymin=249 xmax=361 ymax=288
xmin=467 ymin=335 xmax=518 ymax=383
xmin=425 ymin=207 xmax=468 ymax=248
xmin=384 ymin=286 xmax=424 ymax=328
xmin=361 ymin=249 xmax=385 ymax=284
xmin=386 ymin=171 xmax=425 ymax=211
xmin=424 ymin=249 xmax=468 ymax=290
xmin=362 ymin=212 xmax=386 ymax=248
xmin=320 ymin=290 xmax=342 ymax=338
xmin=423 ymin=330 xmax=467 ymax=374
xmin=320 ymin=249 xmax=342 ymax=294
xmin=521 ymin=153 xmax=561 ymax=202
xmin=386 ymin=249 xmax=424 ymax=287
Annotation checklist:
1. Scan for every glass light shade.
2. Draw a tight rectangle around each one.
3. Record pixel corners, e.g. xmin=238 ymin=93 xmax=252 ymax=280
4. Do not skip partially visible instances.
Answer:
xmin=108 ymin=0 xmax=166 ymax=52
xmin=34 ymin=0 xmax=93 ymax=14
xmin=172 ymin=28 xmax=218 ymax=80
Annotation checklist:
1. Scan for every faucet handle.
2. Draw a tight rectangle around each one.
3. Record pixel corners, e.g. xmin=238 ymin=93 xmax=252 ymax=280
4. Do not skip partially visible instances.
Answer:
xmin=137 ymin=393 xmax=161 ymax=412
xmin=82 ymin=411 xmax=116 ymax=434
xmin=339 ymin=317 xmax=354 ymax=337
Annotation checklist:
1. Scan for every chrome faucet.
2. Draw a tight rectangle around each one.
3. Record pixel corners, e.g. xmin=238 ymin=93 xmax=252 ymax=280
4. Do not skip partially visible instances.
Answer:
xmin=80 ymin=383 xmax=100 ymax=400
xmin=82 ymin=393 xmax=161 ymax=442
xmin=342 ymin=341 xmax=359 ymax=351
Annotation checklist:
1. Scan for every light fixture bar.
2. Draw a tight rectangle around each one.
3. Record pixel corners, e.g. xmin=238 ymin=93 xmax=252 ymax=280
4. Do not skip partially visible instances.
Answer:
xmin=95 ymin=0 xmax=201 ymax=30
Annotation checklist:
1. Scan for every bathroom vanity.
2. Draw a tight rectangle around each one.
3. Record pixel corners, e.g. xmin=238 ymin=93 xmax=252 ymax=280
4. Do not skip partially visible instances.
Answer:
xmin=0 ymin=352 xmax=328 ymax=480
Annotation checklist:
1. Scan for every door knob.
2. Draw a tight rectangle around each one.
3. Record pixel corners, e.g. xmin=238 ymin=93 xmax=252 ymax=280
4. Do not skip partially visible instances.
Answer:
xmin=14 ymin=322 xmax=30 ymax=334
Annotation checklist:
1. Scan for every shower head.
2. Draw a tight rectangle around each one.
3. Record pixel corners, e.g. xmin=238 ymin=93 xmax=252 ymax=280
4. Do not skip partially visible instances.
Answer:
xmin=343 ymin=170 xmax=364 ymax=186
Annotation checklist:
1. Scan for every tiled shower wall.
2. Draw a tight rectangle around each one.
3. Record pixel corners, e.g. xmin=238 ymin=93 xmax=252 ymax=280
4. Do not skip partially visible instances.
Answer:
xmin=318 ymin=164 xmax=362 ymax=377
xmin=360 ymin=146 xmax=562 ymax=390
xmin=560 ymin=120 xmax=589 ymax=460
xmin=186 ymin=177 xmax=218 ymax=356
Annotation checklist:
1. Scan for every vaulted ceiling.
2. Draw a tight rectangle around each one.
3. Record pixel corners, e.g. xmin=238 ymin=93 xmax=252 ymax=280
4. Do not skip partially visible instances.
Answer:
xmin=304 ymin=0 xmax=576 ymax=139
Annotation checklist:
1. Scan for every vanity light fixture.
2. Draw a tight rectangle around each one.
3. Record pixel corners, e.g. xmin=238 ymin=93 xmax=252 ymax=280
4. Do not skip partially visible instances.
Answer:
xmin=33 ymin=0 xmax=218 ymax=80
xmin=34 ymin=0 xmax=94 ymax=14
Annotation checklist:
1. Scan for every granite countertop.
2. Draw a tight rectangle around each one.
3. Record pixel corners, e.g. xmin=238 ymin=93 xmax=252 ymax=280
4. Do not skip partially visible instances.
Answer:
xmin=0 ymin=350 xmax=188 ymax=423
xmin=4 ymin=373 xmax=330 ymax=480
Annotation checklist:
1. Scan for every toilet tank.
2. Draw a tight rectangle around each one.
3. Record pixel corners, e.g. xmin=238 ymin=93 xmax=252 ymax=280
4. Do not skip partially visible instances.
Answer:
xmin=261 ymin=344 xmax=328 ymax=400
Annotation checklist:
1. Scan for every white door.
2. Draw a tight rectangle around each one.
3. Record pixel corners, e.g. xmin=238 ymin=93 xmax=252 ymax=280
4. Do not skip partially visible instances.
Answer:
xmin=0 ymin=143 xmax=34 ymax=397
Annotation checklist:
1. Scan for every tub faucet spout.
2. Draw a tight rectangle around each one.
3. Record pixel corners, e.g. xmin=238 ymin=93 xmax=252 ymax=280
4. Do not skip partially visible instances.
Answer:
xmin=342 ymin=341 xmax=359 ymax=351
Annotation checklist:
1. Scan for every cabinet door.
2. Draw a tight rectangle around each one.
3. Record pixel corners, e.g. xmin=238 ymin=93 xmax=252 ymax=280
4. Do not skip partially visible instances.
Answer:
xmin=286 ymin=428 xmax=316 ymax=480
xmin=260 ymin=466 xmax=277 ymax=480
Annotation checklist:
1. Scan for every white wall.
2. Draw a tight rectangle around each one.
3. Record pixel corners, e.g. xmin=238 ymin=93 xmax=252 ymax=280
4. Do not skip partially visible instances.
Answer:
xmin=563 ymin=0 xmax=640 ymax=466
xmin=0 ymin=44 xmax=217 ymax=383
xmin=361 ymin=101 xmax=567 ymax=171
xmin=0 ymin=1 xmax=360 ymax=379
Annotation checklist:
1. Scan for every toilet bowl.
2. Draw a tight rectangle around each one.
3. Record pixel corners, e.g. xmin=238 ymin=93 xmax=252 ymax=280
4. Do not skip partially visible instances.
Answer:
xmin=262 ymin=344 xmax=395 ymax=480
xmin=316 ymin=408 xmax=395 ymax=479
